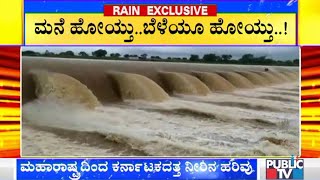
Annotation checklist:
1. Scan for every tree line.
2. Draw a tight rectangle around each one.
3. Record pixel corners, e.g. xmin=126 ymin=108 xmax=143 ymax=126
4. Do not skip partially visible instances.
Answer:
xmin=22 ymin=49 xmax=299 ymax=66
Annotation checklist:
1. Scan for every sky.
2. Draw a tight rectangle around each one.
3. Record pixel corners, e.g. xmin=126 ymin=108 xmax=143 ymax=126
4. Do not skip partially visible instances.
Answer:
xmin=23 ymin=46 xmax=299 ymax=60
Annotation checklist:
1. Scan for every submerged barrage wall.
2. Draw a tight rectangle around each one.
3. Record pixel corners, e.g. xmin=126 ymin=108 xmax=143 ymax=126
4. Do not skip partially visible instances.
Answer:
xmin=22 ymin=57 xmax=299 ymax=107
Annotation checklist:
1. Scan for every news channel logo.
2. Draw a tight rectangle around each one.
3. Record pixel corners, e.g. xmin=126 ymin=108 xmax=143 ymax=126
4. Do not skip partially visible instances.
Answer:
xmin=266 ymin=156 xmax=304 ymax=179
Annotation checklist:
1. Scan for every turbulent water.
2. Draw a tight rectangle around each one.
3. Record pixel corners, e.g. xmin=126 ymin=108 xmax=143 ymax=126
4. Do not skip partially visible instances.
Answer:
xmin=22 ymin=57 xmax=300 ymax=157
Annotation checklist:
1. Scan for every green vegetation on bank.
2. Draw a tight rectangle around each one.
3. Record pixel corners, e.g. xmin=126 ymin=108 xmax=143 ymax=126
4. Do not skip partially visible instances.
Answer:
xmin=22 ymin=49 xmax=299 ymax=66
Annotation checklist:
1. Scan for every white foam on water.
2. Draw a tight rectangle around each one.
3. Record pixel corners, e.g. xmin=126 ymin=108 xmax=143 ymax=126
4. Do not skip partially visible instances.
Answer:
xmin=22 ymin=82 xmax=299 ymax=156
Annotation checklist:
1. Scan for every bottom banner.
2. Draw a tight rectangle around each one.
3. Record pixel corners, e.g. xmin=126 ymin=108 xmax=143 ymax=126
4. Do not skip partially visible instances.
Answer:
xmin=17 ymin=158 xmax=257 ymax=180
xmin=0 ymin=159 xmax=15 ymax=180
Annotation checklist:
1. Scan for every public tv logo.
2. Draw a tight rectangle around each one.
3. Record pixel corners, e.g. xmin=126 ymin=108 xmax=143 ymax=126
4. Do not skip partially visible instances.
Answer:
xmin=266 ymin=156 xmax=304 ymax=179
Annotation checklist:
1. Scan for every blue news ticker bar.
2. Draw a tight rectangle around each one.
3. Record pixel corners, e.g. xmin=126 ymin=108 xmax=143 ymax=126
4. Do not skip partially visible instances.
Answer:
xmin=17 ymin=158 xmax=257 ymax=180
xmin=24 ymin=0 xmax=295 ymax=1
xmin=24 ymin=0 xmax=297 ymax=13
